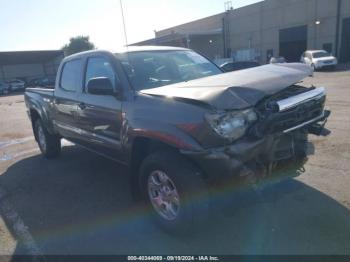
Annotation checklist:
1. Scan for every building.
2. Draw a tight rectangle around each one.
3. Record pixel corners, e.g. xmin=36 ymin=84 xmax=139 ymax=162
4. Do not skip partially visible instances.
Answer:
xmin=132 ymin=0 xmax=350 ymax=64
xmin=0 ymin=50 xmax=64 ymax=83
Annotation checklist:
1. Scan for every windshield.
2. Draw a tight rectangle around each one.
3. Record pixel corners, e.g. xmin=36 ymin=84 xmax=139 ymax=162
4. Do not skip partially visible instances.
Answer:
xmin=117 ymin=50 xmax=222 ymax=90
xmin=313 ymin=51 xmax=331 ymax=58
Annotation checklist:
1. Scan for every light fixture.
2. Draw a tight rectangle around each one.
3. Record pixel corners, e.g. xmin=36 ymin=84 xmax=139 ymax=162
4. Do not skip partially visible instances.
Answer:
xmin=209 ymin=40 xmax=213 ymax=44
xmin=315 ymin=20 xmax=321 ymax=25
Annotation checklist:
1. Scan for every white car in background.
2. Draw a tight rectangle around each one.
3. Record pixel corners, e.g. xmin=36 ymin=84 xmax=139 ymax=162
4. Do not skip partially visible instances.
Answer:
xmin=7 ymin=79 xmax=25 ymax=91
xmin=301 ymin=50 xmax=337 ymax=71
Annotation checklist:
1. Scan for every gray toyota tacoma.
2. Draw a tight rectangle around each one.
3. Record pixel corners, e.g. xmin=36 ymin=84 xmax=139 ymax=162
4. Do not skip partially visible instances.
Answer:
xmin=25 ymin=46 xmax=330 ymax=234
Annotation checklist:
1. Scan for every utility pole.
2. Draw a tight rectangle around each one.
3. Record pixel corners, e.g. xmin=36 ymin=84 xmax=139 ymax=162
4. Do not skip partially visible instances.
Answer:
xmin=223 ymin=1 xmax=233 ymax=58
xmin=154 ymin=30 xmax=157 ymax=45
xmin=0 ymin=66 xmax=5 ymax=81
xmin=119 ymin=0 xmax=128 ymax=47
xmin=335 ymin=0 xmax=342 ymax=57
xmin=314 ymin=0 xmax=319 ymax=49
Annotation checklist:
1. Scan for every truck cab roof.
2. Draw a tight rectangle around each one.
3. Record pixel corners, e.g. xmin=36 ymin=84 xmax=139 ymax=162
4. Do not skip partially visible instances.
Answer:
xmin=64 ymin=46 xmax=190 ymax=61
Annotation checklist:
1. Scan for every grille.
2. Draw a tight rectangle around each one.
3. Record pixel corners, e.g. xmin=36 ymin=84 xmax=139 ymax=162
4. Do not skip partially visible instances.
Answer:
xmin=323 ymin=60 xmax=334 ymax=64
xmin=270 ymin=97 xmax=325 ymax=133
xmin=254 ymin=86 xmax=325 ymax=135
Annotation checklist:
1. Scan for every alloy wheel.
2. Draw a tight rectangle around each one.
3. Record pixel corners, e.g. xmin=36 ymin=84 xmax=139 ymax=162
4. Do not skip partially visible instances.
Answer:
xmin=147 ymin=170 xmax=181 ymax=221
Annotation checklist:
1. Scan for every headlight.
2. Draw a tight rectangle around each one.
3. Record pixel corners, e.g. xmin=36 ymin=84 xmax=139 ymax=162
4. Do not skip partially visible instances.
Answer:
xmin=205 ymin=109 xmax=258 ymax=141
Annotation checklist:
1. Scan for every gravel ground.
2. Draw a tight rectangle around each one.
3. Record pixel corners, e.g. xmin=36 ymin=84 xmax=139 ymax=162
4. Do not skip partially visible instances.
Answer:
xmin=0 ymin=67 xmax=349 ymax=256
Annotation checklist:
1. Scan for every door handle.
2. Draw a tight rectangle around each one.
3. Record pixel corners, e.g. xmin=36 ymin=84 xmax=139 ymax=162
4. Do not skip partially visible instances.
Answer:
xmin=78 ymin=102 xmax=86 ymax=110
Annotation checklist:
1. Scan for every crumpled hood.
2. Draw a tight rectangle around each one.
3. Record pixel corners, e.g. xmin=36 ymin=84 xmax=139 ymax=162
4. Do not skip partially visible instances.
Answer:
xmin=140 ymin=63 xmax=313 ymax=110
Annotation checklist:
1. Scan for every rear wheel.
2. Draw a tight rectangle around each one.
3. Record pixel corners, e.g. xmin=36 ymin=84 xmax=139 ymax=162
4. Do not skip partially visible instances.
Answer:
xmin=34 ymin=119 xmax=61 ymax=159
xmin=139 ymin=150 xmax=209 ymax=235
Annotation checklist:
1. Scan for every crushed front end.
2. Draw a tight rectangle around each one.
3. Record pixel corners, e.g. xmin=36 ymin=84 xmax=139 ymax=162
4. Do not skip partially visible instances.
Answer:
xmin=182 ymin=85 xmax=331 ymax=187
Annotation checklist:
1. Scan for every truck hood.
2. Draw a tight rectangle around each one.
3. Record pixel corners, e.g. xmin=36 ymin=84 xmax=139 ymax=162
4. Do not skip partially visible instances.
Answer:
xmin=140 ymin=63 xmax=313 ymax=110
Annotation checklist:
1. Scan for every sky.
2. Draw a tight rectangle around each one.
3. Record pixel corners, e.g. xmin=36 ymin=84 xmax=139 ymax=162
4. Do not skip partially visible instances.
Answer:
xmin=0 ymin=0 xmax=261 ymax=51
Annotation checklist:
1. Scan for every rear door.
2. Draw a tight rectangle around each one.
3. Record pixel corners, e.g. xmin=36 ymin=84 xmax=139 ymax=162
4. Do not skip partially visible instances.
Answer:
xmin=76 ymin=55 xmax=124 ymax=162
xmin=53 ymin=58 xmax=84 ymax=141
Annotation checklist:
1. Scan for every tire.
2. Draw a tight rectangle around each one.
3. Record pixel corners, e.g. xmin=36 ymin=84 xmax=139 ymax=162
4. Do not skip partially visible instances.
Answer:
xmin=34 ymin=119 xmax=61 ymax=159
xmin=311 ymin=64 xmax=316 ymax=71
xmin=139 ymin=150 xmax=209 ymax=235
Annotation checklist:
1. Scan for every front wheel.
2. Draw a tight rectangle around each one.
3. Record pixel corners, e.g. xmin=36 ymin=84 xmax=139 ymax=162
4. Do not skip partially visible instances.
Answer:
xmin=139 ymin=150 xmax=209 ymax=235
xmin=34 ymin=119 xmax=61 ymax=159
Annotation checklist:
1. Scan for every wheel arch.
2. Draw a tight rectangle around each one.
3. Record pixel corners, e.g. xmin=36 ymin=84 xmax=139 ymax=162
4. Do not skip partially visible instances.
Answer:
xmin=28 ymin=103 xmax=56 ymax=136
xmin=29 ymin=108 xmax=42 ymax=141
xmin=128 ymin=135 xmax=204 ymax=200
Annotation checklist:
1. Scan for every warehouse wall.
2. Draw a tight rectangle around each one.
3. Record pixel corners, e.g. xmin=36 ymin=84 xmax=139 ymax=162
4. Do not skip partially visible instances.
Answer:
xmin=43 ymin=54 xmax=64 ymax=79
xmin=339 ymin=0 xmax=350 ymax=62
xmin=152 ymin=0 xmax=350 ymax=64
xmin=0 ymin=54 xmax=63 ymax=82
xmin=226 ymin=0 xmax=341 ymax=63
xmin=1 ymin=64 xmax=44 ymax=80
xmin=157 ymin=13 xmax=224 ymax=37
xmin=189 ymin=34 xmax=224 ymax=59
xmin=155 ymin=13 xmax=225 ymax=59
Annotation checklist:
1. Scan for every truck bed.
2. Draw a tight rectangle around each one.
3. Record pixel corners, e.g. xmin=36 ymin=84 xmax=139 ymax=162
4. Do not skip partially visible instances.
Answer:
xmin=25 ymin=87 xmax=55 ymax=132
xmin=25 ymin=87 xmax=54 ymax=95
xmin=25 ymin=87 xmax=54 ymax=103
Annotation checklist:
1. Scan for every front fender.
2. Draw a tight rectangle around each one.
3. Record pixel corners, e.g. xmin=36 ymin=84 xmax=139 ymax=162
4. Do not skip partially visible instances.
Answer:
xmin=125 ymin=118 xmax=203 ymax=152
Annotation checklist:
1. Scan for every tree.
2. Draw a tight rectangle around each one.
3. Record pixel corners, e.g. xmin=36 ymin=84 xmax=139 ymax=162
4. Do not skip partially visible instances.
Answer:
xmin=62 ymin=36 xmax=96 ymax=56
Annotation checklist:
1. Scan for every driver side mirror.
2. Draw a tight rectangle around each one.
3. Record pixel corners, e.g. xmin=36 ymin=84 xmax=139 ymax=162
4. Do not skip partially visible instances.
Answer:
xmin=87 ymin=77 xmax=115 ymax=96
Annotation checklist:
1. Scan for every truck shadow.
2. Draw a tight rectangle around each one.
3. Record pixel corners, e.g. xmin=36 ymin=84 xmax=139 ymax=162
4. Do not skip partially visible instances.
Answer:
xmin=1 ymin=145 xmax=350 ymax=255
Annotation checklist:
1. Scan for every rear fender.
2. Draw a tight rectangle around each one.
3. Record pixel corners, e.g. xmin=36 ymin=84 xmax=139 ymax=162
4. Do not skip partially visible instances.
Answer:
xmin=27 ymin=96 xmax=56 ymax=135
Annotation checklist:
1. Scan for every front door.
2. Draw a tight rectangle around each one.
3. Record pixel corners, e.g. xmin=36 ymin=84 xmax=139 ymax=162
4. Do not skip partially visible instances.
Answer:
xmin=76 ymin=55 xmax=124 ymax=162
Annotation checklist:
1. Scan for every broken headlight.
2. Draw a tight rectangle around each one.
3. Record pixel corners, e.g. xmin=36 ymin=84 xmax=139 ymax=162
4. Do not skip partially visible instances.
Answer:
xmin=205 ymin=109 xmax=258 ymax=141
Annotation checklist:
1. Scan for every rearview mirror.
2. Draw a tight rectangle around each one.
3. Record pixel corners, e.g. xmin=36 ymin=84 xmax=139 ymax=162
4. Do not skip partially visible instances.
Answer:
xmin=87 ymin=77 xmax=115 ymax=96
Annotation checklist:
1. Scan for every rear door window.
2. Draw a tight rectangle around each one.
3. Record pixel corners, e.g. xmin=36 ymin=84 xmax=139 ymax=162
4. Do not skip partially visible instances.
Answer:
xmin=60 ymin=59 xmax=82 ymax=92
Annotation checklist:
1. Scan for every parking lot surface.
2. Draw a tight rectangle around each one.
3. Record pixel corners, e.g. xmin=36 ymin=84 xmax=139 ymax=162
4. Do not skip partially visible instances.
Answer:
xmin=0 ymin=67 xmax=350 ymax=256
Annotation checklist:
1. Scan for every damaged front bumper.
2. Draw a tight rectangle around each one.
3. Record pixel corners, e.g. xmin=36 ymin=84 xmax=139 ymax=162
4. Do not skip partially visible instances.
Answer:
xmin=181 ymin=109 xmax=331 ymax=186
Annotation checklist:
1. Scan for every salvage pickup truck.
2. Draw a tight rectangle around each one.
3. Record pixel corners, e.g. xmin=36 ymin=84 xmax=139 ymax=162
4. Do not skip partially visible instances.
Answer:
xmin=25 ymin=46 xmax=330 ymax=234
